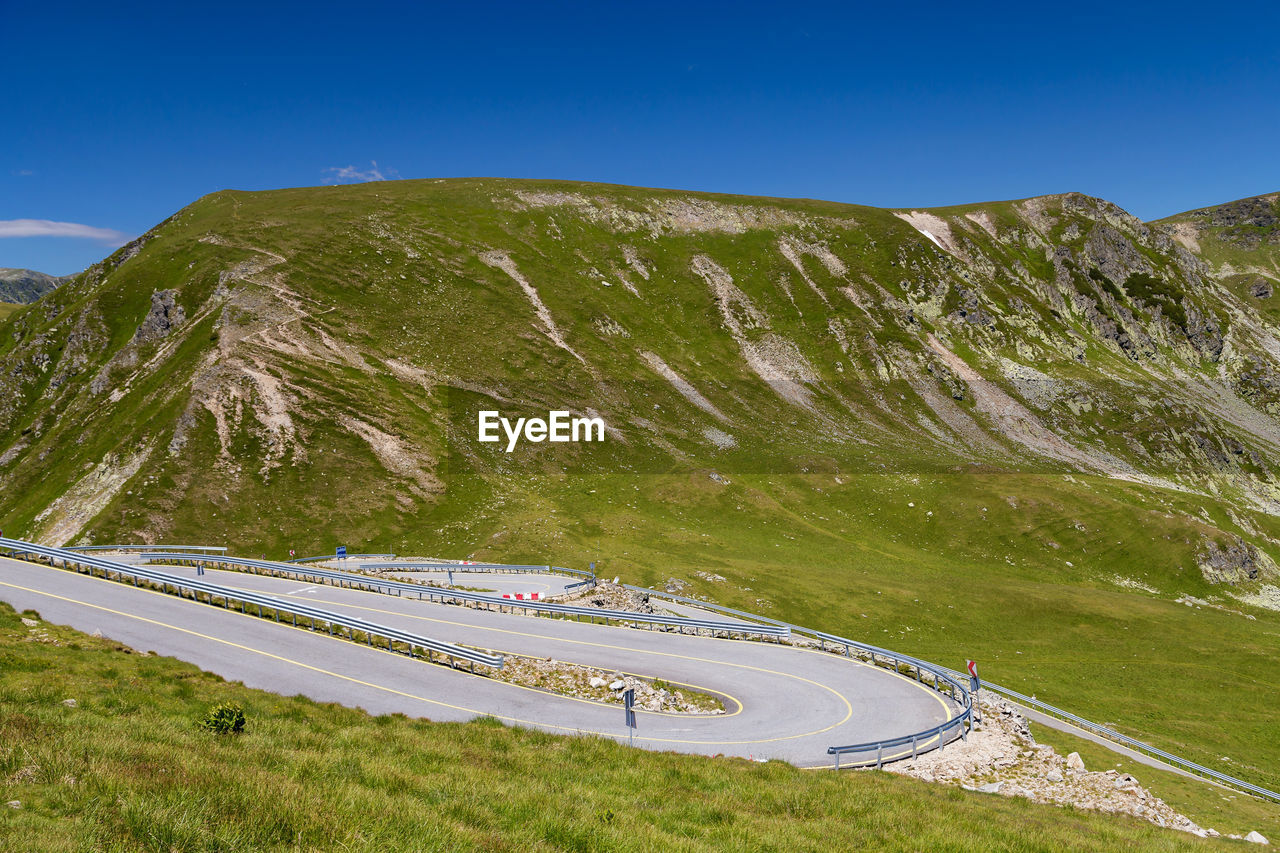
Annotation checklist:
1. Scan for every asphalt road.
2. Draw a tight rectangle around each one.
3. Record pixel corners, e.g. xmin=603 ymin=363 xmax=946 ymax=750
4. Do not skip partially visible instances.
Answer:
xmin=105 ymin=552 xmax=579 ymax=599
xmin=0 ymin=555 xmax=956 ymax=767
xmin=383 ymin=569 xmax=575 ymax=598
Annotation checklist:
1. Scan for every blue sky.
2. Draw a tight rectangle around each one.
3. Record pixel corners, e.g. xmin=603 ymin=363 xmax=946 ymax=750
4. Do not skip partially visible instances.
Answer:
xmin=4 ymin=1 xmax=1279 ymax=275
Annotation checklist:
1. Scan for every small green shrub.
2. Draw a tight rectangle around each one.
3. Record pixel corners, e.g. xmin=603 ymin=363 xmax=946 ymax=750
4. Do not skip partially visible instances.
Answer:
xmin=1088 ymin=267 xmax=1124 ymax=301
xmin=198 ymin=703 xmax=246 ymax=735
xmin=1124 ymin=272 xmax=1189 ymax=328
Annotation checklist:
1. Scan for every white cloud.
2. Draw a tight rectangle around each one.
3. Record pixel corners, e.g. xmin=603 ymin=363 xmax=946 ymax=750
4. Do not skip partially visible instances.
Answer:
xmin=322 ymin=160 xmax=399 ymax=184
xmin=12 ymin=169 xmax=35 ymax=177
xmin=0 ymin=219 xmax=133 ymax=246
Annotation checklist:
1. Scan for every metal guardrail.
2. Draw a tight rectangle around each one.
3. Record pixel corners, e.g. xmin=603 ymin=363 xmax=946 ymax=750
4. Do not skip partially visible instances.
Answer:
xmin=362 ymin=562 xmax=597 ymax=582
xmin=964 ymin=677 xmax=1280 ymax=803
xmin=552 ymin=566 xmax=596 ymax=578
xmin=141 ymin=554 xmax=787 ymax=640
xmin=622 ymin=584 xmax=790 ymax=627
xmin=620 ymin=583 xmax=973 ymax=767
xmin=21 ymin=541 xmax=1262 ymax=790
xmin=64 ymin=544 xmax=228 ymax=553
xmin=362 ymin=562 xmax=554 ymax=574
xmin=627 ymin=583 xmax=1280 ymax=793
xmin=1 ymin=538 xmax=502 ymax=670
xmin=827 ymin=714 xmax=973 ymax=770
xmin=289 ymin=553 xmax=395 ymax=564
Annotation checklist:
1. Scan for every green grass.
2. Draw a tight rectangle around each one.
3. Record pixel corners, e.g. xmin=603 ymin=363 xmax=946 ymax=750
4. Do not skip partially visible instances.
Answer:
xmin=0 ymin=602 xmax=1218 ymax=852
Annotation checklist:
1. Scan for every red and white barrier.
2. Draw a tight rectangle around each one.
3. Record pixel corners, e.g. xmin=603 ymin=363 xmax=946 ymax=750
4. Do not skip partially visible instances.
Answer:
xmin=501 ymin=592 xmax=541 ymax=601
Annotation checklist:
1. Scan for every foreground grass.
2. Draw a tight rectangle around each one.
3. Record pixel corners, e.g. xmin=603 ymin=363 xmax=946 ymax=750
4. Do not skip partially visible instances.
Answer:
xmin=0 ymin=603 xmax=1218 ymax=852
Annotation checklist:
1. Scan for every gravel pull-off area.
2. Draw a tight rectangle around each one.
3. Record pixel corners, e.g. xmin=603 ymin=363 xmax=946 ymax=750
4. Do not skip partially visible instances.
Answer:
xmin=886 ymin=695 xmax=1237 ymax=839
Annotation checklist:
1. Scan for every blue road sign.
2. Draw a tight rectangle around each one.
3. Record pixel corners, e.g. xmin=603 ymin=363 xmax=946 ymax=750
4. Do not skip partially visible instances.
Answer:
xmin=625 ymin=708 xmax=636 ymax=728
xmin=336 ymin=546 xmax=347 ymax=558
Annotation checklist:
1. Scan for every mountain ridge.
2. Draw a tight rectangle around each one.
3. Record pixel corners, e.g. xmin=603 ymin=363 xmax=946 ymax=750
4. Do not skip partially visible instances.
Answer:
xmin=0 ymin=267 xmax=69 ymax=304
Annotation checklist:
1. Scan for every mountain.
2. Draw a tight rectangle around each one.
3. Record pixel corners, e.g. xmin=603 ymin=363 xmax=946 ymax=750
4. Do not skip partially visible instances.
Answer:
xmin=6 ymin=181 xmax=1280 ymax=547
xmin=0 ymin=267 xmax=68 ymax=304
xmin=1 ymin=179 xmax=1279 ymax=790
xmin=1157 ymin=192 xmax=1280 ymax=300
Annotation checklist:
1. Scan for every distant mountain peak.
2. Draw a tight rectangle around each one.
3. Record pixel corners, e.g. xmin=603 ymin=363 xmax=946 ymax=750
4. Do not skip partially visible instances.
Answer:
xmin=0 ymin=268 xmax=69 ymax=304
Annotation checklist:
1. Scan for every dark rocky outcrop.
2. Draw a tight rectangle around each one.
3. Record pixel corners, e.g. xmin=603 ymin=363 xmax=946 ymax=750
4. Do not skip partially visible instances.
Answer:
xmin=1186 ymin=196 xmax=1279 ymax=229
xmin=1182 ymin=305 xmax=1224 ymax=361
xmin=134 ymin=290 xmax=186 ymax=344
xmin=1083 ymin=225 xmax=1150 ymax=283
xmin=1197 ymin=535 xmax=1277 ymax=584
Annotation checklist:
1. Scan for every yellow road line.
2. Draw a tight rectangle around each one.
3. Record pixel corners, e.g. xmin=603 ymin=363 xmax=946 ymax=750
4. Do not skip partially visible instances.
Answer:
xmin=126 ymin=560 xmax=963 ymax=754
xmin=245 ymin=567 xmax=958 ymax=725
xmin=201 ymin=562 xmax=955 ymax=719
xmin=0 ymin=568 xmax=863 ymax=747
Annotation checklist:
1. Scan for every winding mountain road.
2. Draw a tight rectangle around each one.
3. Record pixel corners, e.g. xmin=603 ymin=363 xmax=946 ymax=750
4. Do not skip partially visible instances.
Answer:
xmin=0 ymin=554 xmax=956 ymax=767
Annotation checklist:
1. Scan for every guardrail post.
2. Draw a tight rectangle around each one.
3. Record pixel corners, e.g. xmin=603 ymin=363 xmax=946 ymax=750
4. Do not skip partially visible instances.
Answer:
xmin=876 ymin=745 xmax=883 ymax=769
xmin=911 ymin=736 xmax=917 ymax=760
xmin=834 ymin=751 xmax=840 ymax=770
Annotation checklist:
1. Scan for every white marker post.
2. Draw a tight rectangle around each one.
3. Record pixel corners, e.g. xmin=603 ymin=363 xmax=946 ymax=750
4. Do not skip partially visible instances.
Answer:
xmin=623 ymin=687 xmax=637 ymax=747
xmin=966 ymin=659 xmax=980 ymax=723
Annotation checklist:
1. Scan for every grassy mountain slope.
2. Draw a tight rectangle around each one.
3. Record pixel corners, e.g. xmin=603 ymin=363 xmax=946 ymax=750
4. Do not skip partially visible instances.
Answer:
xmin=0 ymin=179 xmax=1278 ymax=800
